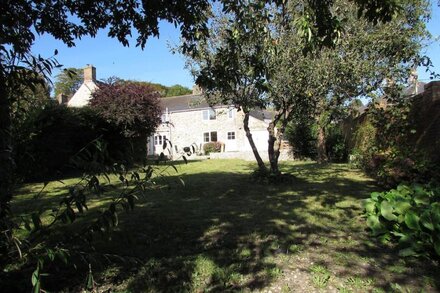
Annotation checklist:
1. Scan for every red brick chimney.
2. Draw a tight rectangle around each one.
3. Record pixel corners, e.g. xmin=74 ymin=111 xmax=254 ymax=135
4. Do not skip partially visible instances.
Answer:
xmin=84 ymin=64 xmax=96 ymax=82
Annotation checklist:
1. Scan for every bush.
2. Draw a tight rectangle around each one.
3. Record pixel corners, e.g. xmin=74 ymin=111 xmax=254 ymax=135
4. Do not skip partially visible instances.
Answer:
xmin=325 ymin=126 xmax=348 ymax=162
xmin=14 ymin=104 xmax=135 ymax=181
xmin=90 ymin=82 xmax=161 ymax=138
xmin=203 ymin=142 xmax=222 ymax=154
xmin=285 ymin=119 xmax=317 ymax=160
xmin=363 ymin=183 xmax=440 ymax=258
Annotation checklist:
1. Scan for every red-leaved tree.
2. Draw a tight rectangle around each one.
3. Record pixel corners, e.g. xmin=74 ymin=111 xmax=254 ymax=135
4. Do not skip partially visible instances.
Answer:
xmin=90 ymin=82 xmax=162 ymax=138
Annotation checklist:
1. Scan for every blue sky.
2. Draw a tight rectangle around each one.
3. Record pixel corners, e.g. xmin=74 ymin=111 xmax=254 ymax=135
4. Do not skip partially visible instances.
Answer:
xmin=418 ymin=1 xmax=440 ymax=82
xmin=31 ymin=22 xmax=192 ymax=88
xmin=31 ymin=2 xmax=440 ymax=88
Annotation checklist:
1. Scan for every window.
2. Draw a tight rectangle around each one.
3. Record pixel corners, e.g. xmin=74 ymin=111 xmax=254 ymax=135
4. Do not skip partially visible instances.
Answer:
xmin=203 ymin=131 xmax=218 ymax=142
xmin=203 ymin=108 xmax=216 ymax=120
xmin=154 ymin=135 xmax=166 ymax=145
xmin=211 ymin=131 xmax=217 ymax=142
xmin=228 ymin=108 xmax=235 ymax=119
xmin=161 ymin=113 xmax=168 ymax=123
xmin=203 ymin=132 xmax=210 ymax=142
xmin=227 ymin=132 xmax=235 ymax=140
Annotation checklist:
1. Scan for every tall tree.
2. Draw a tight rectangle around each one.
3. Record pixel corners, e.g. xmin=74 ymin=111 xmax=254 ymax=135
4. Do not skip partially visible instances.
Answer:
xmin=185 ymin=0 xmax=430 ymax=175
xmin=54 ymin=68 xmax=83 ymax=97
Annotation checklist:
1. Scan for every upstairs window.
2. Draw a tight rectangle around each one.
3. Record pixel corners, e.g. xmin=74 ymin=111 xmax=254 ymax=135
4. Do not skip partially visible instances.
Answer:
xmin=227 ymin=132 xmax=235 ymax=140
xmin=203 ymin=108 xmax=216 ymax=120
xmin=228 ymin=108 xmax=235 ymax=119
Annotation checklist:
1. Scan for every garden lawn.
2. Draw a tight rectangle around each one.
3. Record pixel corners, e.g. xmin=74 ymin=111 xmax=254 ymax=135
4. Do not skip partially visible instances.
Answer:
xmin=11 ymin=160 xmax=440 ymax=292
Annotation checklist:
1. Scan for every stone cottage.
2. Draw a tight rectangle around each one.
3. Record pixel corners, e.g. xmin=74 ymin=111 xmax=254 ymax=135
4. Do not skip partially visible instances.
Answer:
xmin=147 ymin=87 xmax=276 ymax=159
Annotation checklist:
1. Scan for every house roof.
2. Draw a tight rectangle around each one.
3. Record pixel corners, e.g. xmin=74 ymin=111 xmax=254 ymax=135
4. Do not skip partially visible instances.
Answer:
xmin=249 ymin=109 xmax=275 ymax=121
xmin=67 ymin=80 xmax=99 ymax=107
xmin=160 ymin=94 xmax=211 ymax=112
xmin=160 ymin=94 xmax=274 ymax=122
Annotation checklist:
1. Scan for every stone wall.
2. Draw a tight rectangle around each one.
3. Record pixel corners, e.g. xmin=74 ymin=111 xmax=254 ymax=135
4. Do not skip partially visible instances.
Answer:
xmin=345 ymin=80 xmax=440 ymax=163
xmin=409 ymin=81 xmax=440 ymax=161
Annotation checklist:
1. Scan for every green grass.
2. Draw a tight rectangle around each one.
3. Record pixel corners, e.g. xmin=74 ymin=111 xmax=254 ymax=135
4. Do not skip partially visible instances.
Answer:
xmin=9 ymin=159 xmax=440 ymax=292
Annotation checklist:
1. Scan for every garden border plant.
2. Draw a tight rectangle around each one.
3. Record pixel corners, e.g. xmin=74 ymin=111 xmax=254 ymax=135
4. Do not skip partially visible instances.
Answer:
xmin=364 ymin=183 xmax=440 ymax=258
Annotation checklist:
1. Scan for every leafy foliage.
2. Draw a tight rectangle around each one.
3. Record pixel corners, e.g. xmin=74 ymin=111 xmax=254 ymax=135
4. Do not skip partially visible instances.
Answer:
xmin=350 ymin=92 xmax=439 ymax=187
xmin=54 ymin=68 xmax=83 ymax=97
xmin=185 ymin=0 xmax=429 ymax=174
xmin=13 ymin=104 xmax=135 ymax=180
xmin=203 ymin=142 xmax=223 ymax=155
xmin=117 ymin=80 xmax=192 ymax=97
xmin=165 ymin=84 xmax=192 ymax=97
xmin=325 ymin=125 xmax=348 ymax=162
xmin=364 ymin=183 xmax=440 ymax=258
xmin=285 ymin=119 xmax=317 ymax=160
xmin=90 ymin=82 xmax=162 ymax=138
xmin=286 ymin=118 xmax=348 ymax=162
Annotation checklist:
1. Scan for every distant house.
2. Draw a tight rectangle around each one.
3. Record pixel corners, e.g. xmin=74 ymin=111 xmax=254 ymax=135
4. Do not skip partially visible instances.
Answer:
xmin=66 ymin=66 xmax=292 ymax=160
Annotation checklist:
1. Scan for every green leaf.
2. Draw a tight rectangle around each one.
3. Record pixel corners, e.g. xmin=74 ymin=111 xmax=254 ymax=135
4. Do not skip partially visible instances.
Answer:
xmin=363 ymin=198 xmax=376 ymax=214
xmin=367 ymin=215 xmax=385 ymax=235
xmin=405 ymin=211 xmax=420 ymax=230
xmin=396 ymin=184 xmax=411 ymax=197
xmin=431 ymin=203 xmax=440 ymax=230
xmin=394 ymin=200 xmax=412 ymax=215
xmin=31 ymin=268 xmax=39 ymax=286
xmin=380 ymin=201 xmax=397 ymax=221
xmin=412 ymin=185 xmax=430 ymax=205
xmin=178 ymin=177 xmax=185 ymax=187
xmin=57 ymin=250 xmax=68 ymax=264
xmin=370 ymin=192 xmax=381 ymax=201
xmin=414 ymin=192 xmax=429 ymax=206
xmin=420 ymin=211 xmax=434 ymax=231
xmin=86 ymin=265 xmax=94 ymax=290
xmin=46 ymin=249 xmax=55 ymax=261
xmin=399 ymin=247 xmax=417 ymax=257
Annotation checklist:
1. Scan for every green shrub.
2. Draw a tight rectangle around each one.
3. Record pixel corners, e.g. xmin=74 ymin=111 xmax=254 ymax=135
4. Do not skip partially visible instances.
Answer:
xmin=325 ymin=126 xmax=348 ymax=162
xmin=363 ymin=183 xmax=440 ymax=257
xmin=285 ymin=119 xmax=317 ymax=160
xmin=203 ymin=142 xmax=222 ymax=154
xmin=14 ymin=104 xmax=138 ymax=181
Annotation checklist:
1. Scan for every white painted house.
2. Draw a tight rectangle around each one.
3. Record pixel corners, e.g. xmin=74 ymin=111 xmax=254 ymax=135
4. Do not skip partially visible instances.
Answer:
xmin=65 ymin=65 xmax=291 ymax=160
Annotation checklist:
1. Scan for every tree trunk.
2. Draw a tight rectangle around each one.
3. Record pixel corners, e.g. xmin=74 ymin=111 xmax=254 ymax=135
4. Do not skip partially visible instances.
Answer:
xmin=267 ymin=112 xmax=286 ymax=176
xmin=316 ymin=124 xmax=328 ymax=163
xmin=243 ymin=111 xmax=267 ymax=172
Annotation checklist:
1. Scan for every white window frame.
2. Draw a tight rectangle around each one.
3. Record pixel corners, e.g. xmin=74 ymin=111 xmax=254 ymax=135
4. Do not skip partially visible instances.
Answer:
xmin=227 ymin=131 xmax=235 ymax=140
xmin=228 ymin=108 xmax=235 ymax=119
xmin=202 ymin=108 xmax=216 ymax=120
xmin=203 ymin=131 xmax=218 ymax=142
xmin=154 ymin=135 xmax=166 ymax=145
xmin=203 ymin=132 xmax=210 ymax=142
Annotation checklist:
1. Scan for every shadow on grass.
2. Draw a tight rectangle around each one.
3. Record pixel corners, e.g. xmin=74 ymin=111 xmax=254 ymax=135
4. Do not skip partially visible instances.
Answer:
xmin=8 ymin=162 xmax=440 ymax=292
